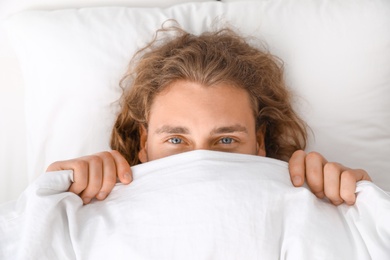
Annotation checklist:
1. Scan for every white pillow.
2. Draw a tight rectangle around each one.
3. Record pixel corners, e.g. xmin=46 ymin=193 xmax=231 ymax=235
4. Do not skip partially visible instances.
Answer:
xmin=0 ymin=0 xmax=211 ymax=20
xmin=5 ymin=0 xmax=390 ymax=191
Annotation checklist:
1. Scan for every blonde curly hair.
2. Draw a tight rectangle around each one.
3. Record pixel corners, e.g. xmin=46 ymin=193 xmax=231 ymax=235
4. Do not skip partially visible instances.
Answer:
xmin=111 ymin=25 xmax=307 ymax=165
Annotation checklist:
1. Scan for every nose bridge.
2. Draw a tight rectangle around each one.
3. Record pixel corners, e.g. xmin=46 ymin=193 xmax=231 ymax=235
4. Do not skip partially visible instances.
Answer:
xmin=194 ymin=144 xmax=210 ymax=151
xmin=193 ymin=136 xmax=211 ymax=151
xmin=184 ymin=122 xmax=210 ymax=151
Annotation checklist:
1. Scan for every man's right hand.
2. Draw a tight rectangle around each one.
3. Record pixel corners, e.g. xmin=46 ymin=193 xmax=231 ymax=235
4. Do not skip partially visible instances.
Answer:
xmin=46 ymin=150 xmax=132 ymax=204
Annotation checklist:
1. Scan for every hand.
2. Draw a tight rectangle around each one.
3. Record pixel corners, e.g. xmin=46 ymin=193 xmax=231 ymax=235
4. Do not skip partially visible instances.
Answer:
xmin=288 ymin=150 xmax=371 ymax=205
xmin=46 ymin=150 xmax=132 ymax=204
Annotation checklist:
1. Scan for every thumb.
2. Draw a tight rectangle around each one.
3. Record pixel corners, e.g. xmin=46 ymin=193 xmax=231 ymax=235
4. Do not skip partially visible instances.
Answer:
xmin=110 ymin=150 xmax=133 ymax=184
xmin=288 ymin=150 xmax=306 ymax=187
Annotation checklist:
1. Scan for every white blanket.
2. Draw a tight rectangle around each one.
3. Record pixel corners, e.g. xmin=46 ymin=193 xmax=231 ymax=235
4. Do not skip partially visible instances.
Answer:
xmin=1 ymin=150 xmax=389 ymax=259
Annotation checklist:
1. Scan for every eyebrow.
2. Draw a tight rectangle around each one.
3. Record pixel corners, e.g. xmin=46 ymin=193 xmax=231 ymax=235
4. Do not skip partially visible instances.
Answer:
xmin=210 ymin=124 xmax=248 ymax=135
xmin=154 ymin=124 xmax=248 ymax=135
xmin=155 ymin=125 xmax=190 ymax=134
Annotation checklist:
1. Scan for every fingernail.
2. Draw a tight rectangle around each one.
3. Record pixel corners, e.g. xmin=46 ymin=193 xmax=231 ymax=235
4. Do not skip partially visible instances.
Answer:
xmin=97 ymin=191 xmax=107 ymax=200
xmin=124 ymin=173 xmax=131 ymax=182
xmin=293 ymin=176 xmax=302 ymax=186
xmin=83 ymin=197 xmax=91 ymax=204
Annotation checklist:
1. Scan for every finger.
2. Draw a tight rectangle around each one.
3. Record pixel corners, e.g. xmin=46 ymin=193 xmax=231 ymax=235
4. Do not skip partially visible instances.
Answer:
xmin=305 ymin=152 xmax=327 ymax=198
xmin=79 ymin=155 xmax=103 ymax=204
xmin=46 ymin=161 xmax=64 ymax=172
xmin=288 ymin=150 xmax=306 ymax=186
xmin=62 ymin=160 xmax=89 ymax=195
xmin=95 ymin=152 xmax=118 ymax=200
xmin=47 ymin=159 xmax=90 ymax=195
xmin=46 ymin=160 xmax=78 ymax=173
xmin=323 ymin=162 xmax=344 ymax=205
xmin=110 ymin=150 xmax=132 ymax=184
xmin=340 ymin=169 xmax=371 ymax=205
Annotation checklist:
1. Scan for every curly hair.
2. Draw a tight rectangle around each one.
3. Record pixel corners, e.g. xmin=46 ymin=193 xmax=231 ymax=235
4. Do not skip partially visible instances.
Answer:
xmin=110 ymin=25 xmax=307 ymax=165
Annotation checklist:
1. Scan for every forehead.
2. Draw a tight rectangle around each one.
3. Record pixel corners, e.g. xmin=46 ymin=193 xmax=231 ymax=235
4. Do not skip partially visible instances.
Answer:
xmin=148 ymin=80 xmax=256 ymax=128
xmin=154 ymin=80 xmax=253 ymax=107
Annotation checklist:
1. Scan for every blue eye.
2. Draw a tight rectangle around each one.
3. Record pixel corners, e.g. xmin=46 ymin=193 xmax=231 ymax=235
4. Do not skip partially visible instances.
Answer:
xmin=219 ymin=137 xmax=234 ymax=144
xmin=168 ymin=137 xmax=183 ymax=144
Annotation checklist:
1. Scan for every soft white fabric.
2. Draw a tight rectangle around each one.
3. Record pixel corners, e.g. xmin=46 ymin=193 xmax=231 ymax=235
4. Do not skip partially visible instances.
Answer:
xmin=0 ymin=150 xmax=389 ymax=259
xmin=3 ymin=0 xmax=390 ymax=196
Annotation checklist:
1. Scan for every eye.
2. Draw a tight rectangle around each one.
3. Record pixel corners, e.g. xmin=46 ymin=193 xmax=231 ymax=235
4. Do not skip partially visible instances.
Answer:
xmin=219 ymin=137 xmax=234 ymax=144
xmin=168 ymin=137 xmax=183 ymax=144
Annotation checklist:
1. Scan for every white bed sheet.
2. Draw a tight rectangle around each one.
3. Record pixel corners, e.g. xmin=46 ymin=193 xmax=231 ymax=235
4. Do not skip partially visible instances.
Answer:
xmin=0 ymin=150 xmax=389 ymax=259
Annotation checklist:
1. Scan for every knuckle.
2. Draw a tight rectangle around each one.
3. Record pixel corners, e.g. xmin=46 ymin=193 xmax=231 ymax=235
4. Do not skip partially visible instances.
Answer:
xmin=96 ymin=151 xmax=112 ymax=160
xmin=110 ymin=150 xmax=121 ymax=157
xmin=305 ymin=151 xmax=321 ymax=162
xmin=359 ymin=169 xmax=372 ymax=181
xmin=88 ymin=155 xmax=103 ymax=166
xmin=340 ymin=170 xmax=355 ymax=181
xmin=46 ymin=160 xmax=71 ymax=172
xmin=46 ymin=161 xmax=60 ymax=171
xmin=72 ymin=160 xmax=89 ymax=171
xmin=292 ymin=149 xmax=306 ymax=158
xmin=360 ymin=168 xmax=370 ymax=177
xmin=323 ymin=162 xmax=341 ymax=173
xmin=110 ymin=150 xmax=128 ymax=166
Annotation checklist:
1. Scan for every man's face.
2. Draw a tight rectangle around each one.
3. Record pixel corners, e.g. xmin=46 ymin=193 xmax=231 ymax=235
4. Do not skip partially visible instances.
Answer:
xmin=138 ymin=80 xmax=266 ymax=162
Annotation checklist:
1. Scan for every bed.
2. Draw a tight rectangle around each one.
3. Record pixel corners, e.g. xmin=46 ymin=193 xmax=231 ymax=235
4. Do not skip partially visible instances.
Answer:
xmin=0 ymin=0 xmax=390 ymax=258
